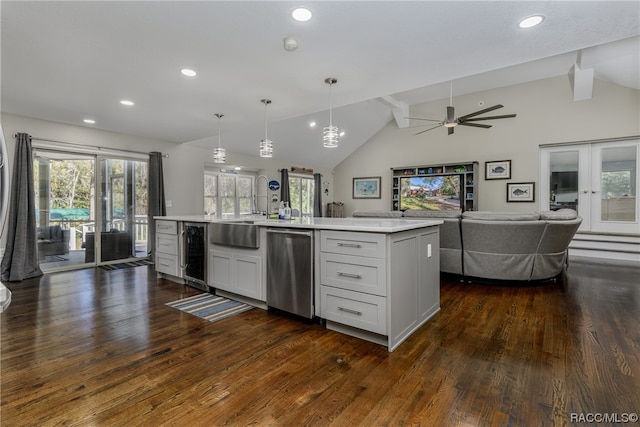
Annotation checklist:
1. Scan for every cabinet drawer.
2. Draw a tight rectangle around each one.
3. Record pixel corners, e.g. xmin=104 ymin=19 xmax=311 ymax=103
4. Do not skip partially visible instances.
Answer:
xmin=156 ymin=220 xmax=178 ymax=235
xmin=156 ymin=234 xmax=178 ymax=256
xmin=320 ymin=253 xmax=386 ymax=296
xmin=320 ymin=231 xmax=386 ymax=258
xmin=321 ymin=286 xmax=386 ymax=335
xmin=155 ymin=253 xmax=179 ymax=276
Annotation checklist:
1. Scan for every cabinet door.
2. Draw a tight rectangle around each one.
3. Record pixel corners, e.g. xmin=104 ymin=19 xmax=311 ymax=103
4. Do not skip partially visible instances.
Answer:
xmin=209 ymin=250 xmax=233 ymax=292
xmin=155 ymin=253 xmax=179 ymax=276
xmin=321 ymin=286 xmax=387 ymax=335
xmin=234 ymin=254 xmax=262 ymax=300
xmin=320 ymin=252 xmax=386 ymax=296
xmin=156 ymin=234 xmax=178 ymax=256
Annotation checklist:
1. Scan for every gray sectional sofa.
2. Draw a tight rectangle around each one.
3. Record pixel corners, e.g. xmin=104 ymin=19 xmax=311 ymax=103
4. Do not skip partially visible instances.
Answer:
xmin=352 ymin=209 xmax=582 ymax=282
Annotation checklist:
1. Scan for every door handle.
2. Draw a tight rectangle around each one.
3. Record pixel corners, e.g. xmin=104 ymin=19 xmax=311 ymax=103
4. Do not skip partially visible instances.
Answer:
xmin=338 ymin=307 xmax=362 ymax=316
xmin=337 ymin=271 xmax=362 ymax=279
xmin=337 ymin=242 xmax=362 ymax=248
xmin=266 ymin=229 xmax=312 ymax=237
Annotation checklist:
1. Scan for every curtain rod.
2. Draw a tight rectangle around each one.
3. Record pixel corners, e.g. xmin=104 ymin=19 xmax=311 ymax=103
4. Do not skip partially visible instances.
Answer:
xmin=13 ymin=134 xmax=169 ymax=157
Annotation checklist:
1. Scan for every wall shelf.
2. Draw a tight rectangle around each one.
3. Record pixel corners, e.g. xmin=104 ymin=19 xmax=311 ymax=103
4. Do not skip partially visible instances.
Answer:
xmin=391 ymin=161 xmax=479 ymax=212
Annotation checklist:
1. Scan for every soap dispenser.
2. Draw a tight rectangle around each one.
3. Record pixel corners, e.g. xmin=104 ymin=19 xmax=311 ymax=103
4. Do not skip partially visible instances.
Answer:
xmin=278 ymin=201 xmax=285 ymax=219
xmin=284 ymin=202 xmax=292 ymax=220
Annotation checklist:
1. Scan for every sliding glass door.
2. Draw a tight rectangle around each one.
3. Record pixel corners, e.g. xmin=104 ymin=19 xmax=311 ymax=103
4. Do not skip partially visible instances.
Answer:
xmin=34 ymin=148 xmax=148 ymax=271
xmin=97 ymin=157 xmax=148 ymax=262
xmin=34 ymin=151 xmax=95 ymax=268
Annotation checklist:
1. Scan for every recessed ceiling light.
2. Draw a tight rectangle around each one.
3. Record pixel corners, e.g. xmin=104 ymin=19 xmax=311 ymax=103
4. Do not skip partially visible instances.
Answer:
xmin=120 ymin=100 xmax=134 ymax=106
xmin=234 ymin=166 xmax=241 ymax=171
xmin=83 ymin=119 xmax=96 ymax=124
xmin=181 ymin=68 xmax=197 ymax=77
xmin=309 ymin=121 xmax=316 ymax=128
xmin=518 ymin=15 xmax=544 ymax=29
xmin=291 ymin=7 xmax=312 ymax=22
xmin=339 ymin=131 xmax=345 ymax=137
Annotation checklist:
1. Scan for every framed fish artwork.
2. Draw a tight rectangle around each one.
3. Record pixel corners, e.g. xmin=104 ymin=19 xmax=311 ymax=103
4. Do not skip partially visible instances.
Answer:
xmin=507 ymin=182 xmax=535 ymax=202
xmin=485 ymin=160 xmax=511 ymax=180
xmin=353 ymin=176 xmax=381 ymax=199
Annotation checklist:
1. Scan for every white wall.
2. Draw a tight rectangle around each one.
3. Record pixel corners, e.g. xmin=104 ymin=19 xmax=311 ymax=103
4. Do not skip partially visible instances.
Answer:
xmin=333 ymin=76 xmax=640 ymax=216
xmin=0 ymin=113 xmax=333 ymax=220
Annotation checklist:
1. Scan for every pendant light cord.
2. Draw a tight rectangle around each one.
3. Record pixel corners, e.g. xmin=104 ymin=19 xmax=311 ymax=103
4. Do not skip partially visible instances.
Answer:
xmin=264 ymin=102 xmax=268 ymax=141
xmin=328 ymin=81 xmax=334 ymax=127
xmin=215 ymin=113 xmax=223 ymax=148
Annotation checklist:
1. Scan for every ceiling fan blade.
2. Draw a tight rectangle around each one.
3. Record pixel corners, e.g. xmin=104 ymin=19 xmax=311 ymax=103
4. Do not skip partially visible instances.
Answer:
xmin=456 ymin=104 xmax=504 ymax=121
xmin=463 ymin=114 xmax=517 ymax=122
xmin=405 ymin=116 xmax=442 ymax=122
xmin=414 ymin=124 xmax=443 ymax=135
xmin=448 ymin=127 xmax=454 ymax=135
xmin=446 ymin=106 xmax=455 ymax=123
xmin=457 ymin=122 xmax=492 ymax=129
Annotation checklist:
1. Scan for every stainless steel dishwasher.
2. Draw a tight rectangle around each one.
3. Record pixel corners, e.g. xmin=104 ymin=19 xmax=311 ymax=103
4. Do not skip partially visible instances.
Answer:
xmin=266 ymin=228 xmax=314 ymax=319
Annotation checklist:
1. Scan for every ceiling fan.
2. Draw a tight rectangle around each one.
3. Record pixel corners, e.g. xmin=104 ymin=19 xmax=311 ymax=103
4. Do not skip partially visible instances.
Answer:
xmin=407 ymin=82 xmax=517 ymax=135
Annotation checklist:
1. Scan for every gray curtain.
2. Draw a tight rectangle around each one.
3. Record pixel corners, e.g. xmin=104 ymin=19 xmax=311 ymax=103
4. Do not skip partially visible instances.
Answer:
xmin=148 ymin=152 xmax=166 ymax=258
xmin=280 ymin=169 xmax=290 ymax=205
xmin=1 ymin=133 xmax=43 ymax=281
xmin=313 ymin=173 xmax=323 ymax=217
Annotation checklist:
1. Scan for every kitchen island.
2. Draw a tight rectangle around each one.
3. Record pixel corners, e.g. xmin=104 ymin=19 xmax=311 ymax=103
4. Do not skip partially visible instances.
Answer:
xmin=154 ymin=215 xmax=442 ymax=351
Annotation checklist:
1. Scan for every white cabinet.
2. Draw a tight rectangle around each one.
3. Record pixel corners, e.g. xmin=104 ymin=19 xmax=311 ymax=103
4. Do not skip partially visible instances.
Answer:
xmin=155 ymin=220 xmax=181 ymax=277
xmin=209 ymin=246 xmax=264 ymax=301
xmin=319 ymin=228 xmax=440 ymax=351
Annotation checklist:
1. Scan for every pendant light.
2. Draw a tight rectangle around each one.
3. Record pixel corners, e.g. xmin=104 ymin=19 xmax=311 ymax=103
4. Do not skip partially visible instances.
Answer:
xmin=323 ymin=77 xmax=339 ymax=148
xmin=213 ymin=113 xmax=226 ymax=163
xmin=259 ymin=99 xmax=273 ymax=158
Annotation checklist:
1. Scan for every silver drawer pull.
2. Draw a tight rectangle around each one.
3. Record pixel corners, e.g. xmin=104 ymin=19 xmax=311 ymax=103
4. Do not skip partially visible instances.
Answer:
xmin=337 ymin=271 xmax=362 ymax=279
xmin=338 ymin=307 xmax=362 ymax=316
xmin=337 ymin=242 xmax=362 ymax=248
xmin=160 ymin=262 xmax=170 ymax=267
xmin=158 ymin=225 xmax=171 ymax=229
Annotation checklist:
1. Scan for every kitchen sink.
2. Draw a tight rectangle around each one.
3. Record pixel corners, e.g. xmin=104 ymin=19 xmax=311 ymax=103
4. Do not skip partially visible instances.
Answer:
xmin=209 ymin=220 xmax=260 ymax=248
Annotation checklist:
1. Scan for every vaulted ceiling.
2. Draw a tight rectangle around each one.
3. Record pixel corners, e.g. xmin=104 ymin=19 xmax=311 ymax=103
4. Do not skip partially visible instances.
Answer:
xmin=2 ymin=1 xmax=638 ymax=169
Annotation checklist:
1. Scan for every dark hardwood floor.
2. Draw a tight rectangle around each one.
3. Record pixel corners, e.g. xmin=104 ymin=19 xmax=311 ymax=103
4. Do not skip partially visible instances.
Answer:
xmin=1 ymin=259 xmax=639 ymax=426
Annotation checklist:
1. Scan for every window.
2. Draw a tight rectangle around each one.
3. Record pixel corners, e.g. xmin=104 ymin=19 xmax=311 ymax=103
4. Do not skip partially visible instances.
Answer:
xmin=204 ymin=171 xmax=255 ymax=217
xmin=288 ymin=174 xmax=315 ymax=217
xmin=204 ymin=172 xmax=217 ymax=215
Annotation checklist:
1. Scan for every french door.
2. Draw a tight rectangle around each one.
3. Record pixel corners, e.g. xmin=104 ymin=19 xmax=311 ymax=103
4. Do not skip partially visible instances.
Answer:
xmin=540 ymin=138 xmax=639 ymax=234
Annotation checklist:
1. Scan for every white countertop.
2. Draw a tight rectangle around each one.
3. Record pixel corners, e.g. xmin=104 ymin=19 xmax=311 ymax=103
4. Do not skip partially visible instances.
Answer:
xmin=154 ymin=215 xmax=442 ymax=233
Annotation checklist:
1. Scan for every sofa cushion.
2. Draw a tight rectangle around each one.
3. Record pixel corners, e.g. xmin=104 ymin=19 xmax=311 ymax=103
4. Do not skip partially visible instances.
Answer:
xmin=37 ymin=227 xmax=49 ymax=240
xmin=538 ymin=209 xmax=578 ymax=220
xmin=462 ymin=211 xmax=541 ymax=221
xmin=403 ymin=210 xmax=461 ymax=219
xmin=352 ymin=210 xmax=402 ymax=218
xmin=37 ymin=225 xmax=64 ymax=241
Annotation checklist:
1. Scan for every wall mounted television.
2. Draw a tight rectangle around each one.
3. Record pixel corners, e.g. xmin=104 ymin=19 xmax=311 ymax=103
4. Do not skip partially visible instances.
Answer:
xmin=400 ymin=175 xmax=462 ymax=211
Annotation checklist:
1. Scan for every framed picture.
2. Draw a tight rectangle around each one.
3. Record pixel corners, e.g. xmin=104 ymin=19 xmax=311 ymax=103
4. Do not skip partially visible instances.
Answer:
xmin=507 ymin=182 xmax=535 ymax=202
xmin=485 ymin=160 xmax=511 ymax=180
xmin=353 ymin=176 xmax=381 ymax=199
